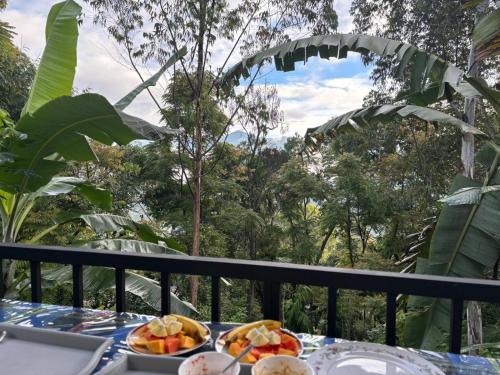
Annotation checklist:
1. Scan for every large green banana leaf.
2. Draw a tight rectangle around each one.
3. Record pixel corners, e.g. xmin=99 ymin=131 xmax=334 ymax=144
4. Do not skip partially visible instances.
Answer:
xmin=304 ymin=104 xmax=486 ymax=149
xmin=115 ymin=46 xmax=188 ymax=111
xmin=84 ymin=239 xmax=185 ymax=255
xmin=22 ymin=0 xmax=81 ymax=116
xmin=471 ymin=8 xmax=500 ymax=61
xmin=464 ymin=77 xmax=500 ymax=115
xmin=404 ymin=142 xmax=500 ymax=349
xmin=34 ymin=177 xmax=111 ymax=209
xmin=29 ymin=212 xmax=185 ymax=251
xmin=1 ymin=93 xmax=161 ymax=194
xmin=221 ymin=34 xmax=479 ymax=99
xmin=43 ymin=265 xmax=196 ymax=315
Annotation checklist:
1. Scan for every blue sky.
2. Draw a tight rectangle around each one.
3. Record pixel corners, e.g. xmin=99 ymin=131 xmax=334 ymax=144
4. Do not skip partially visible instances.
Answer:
xmin=3 ymin=0 xmax=374 ymax=136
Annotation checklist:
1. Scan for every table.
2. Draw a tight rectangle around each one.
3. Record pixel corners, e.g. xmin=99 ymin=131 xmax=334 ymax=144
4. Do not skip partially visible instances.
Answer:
xmin=1 ymin=299 xmax=499 ymax=374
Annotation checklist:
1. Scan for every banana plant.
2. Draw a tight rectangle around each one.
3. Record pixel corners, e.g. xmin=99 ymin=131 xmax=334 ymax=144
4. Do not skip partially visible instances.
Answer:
xmin=0 ymin=0 xmax=192 ymax=313
xmin=221 ymin=15 xmax=499 ymax=349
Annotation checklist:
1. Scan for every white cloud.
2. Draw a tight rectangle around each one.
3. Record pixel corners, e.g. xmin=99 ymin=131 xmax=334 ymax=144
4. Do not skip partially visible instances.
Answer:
xmin=334 ymin=0 xmax=354 ymax=33
xmin=262 ymin=72 xmax=372 ymax=136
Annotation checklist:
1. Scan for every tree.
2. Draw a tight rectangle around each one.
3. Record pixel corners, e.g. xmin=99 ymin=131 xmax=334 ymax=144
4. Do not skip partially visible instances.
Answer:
xmin=0 ymin=1 xmax=36 ymax=120
xmin=85 ymin=0 xmax=338 ymax=306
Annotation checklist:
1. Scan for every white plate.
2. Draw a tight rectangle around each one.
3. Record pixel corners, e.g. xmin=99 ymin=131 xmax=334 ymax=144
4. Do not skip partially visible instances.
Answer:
xmin=307 ymin=342 xmax=445 ymax=375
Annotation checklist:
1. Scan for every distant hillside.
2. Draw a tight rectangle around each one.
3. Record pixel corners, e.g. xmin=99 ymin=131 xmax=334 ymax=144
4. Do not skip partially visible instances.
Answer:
xmin=226 ymin=130 xmax=288 ymax=149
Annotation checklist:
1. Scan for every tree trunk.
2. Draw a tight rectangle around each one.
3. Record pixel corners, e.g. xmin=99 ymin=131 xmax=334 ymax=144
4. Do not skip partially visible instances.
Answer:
xmin=247 ymin=224 xmax=257 ymax=321
xmin=463 ymin=1 xmax=487 ymax=353
xmin=346 ymin=209 xmax=354 ymax=267
xmin=190 ymin=0 xmax=207 ymax=307
xmin=315 ymin=226 xmax=335 ymax=265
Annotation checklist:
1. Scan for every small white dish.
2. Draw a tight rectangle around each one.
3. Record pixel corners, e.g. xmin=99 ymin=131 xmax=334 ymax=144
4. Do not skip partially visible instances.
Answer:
xmin=252 ymin=355 xmax=314 ymax=375
xmin=307 ymin=342 xmax=444 ymax=375
xmin=178 ymin=352 xmax=240 ymax=375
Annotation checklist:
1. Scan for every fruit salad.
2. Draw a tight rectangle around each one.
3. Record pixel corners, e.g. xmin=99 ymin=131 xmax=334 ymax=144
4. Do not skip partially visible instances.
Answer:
xmin=223 ymin=320 xmax=301 ymax=364
xmin=128 ymin=314 xmax=208 ymax=355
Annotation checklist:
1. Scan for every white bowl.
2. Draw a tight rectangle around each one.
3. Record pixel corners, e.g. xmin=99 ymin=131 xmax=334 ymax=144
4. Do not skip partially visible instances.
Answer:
xmin=252 ymin=355 xmax=314 ymax=375
xmin=178 ymin=352 xmax=240 ymax=375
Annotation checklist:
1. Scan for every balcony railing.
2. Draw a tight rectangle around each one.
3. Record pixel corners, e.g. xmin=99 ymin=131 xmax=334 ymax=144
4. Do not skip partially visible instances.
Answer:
xmin=1 ymin=242 xmax=499 ymax=354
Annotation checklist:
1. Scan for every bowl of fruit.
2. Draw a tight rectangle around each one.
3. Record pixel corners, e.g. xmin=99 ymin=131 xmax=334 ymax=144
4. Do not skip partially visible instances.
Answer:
xmin=215 ymin=320 xmax=303 ymax=364
xmin=126 ymin=314 xmax=211 ymax=356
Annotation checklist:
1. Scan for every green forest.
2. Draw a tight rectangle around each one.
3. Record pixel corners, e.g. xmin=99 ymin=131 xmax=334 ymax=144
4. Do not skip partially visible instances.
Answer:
xmin=1 ymin=0 xmax=499 ymax=356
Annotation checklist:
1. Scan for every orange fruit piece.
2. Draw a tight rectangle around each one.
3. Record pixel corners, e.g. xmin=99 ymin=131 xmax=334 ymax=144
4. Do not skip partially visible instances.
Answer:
xmin=277 ymin=348 xmax=296 ymax=356
xmin=146 ymin=339 xmax=166 ymax=354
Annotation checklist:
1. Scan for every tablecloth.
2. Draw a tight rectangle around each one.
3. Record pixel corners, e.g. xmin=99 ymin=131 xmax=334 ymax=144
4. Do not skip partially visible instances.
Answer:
xmin=1 ymin=299 xmax=499 ymax=374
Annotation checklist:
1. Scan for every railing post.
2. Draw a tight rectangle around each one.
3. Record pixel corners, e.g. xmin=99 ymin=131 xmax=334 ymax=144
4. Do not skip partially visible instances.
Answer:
xmin=211 ymin=276 xmax=221 ymax=323
xmin=0 ymin=259 xmax=4 ymax=299
xmin=449 ymin=299 xmax=464 ymax=354
xmin=30 ymin=261 xmax=42 ymax=303
xmin=263 ymin=281 xmax=281 ymax=320
xmin=327 ymin=286 xmax=337 ymax=338
xmin=161 ymin=271 xmax=170 ymax=316
xmin=72 ymin=264 xmax=83 ymax=308
xmin=386 ymin=292 xmax=397 ymax=346
xmin=115 ymin=268 xmax=126 ymax=313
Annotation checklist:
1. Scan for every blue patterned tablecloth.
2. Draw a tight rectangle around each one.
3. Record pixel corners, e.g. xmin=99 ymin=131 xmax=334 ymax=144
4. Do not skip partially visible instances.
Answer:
xmin=1 ymin=299 xmax=499 ymax=374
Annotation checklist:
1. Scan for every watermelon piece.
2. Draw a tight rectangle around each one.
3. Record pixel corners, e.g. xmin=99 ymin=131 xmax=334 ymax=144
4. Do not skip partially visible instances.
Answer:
xmin=283 ymin=339 xmax=298 ymax=352
xmin=164 ymin=337 xmax=180 ymax=353
xmin=250 ymin=348 xmax=261 ymax=359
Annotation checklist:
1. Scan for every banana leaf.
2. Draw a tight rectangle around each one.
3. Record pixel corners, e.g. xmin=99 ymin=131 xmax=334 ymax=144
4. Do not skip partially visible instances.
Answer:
xmin=43 ymin=265 xmax=196 ymax=315
xmin=115 ymin=46 xmax=188 ymax=111
xmin=304 ymin=104 xmax=486 ymax=149
xmin=0 ymin=93 xmax=162 ymax=194
xmin=34 ymin=177 xmax=111 ymax=210
xmin=221 ymin=34 xmax=479 ymax=99
xmin=472 ymin=8 xmax=500 ymax=61
xmin=404 ymin=142 xmax=500 ymax=349
xmin=84 ymin=239 xmax=185 ymax=255
xmin=22 ymin=0 xmax=81 ymax=116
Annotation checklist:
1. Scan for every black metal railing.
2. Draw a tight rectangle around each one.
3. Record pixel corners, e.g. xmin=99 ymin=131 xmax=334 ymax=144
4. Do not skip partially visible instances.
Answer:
xmin=1 ymin=242 xmax=499 ymax=354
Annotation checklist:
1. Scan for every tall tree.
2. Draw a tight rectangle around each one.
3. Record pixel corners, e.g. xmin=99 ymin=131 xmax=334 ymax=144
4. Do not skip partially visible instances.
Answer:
xmin=0 ymin=1 xmax=36 ymax=119
xmin=85 ymin=0 xmax=338 ymax=305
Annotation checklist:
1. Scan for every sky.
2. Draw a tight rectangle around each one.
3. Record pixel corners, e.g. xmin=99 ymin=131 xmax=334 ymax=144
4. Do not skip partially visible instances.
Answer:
xmin=2 ymin=0 xmax=374 ymax=137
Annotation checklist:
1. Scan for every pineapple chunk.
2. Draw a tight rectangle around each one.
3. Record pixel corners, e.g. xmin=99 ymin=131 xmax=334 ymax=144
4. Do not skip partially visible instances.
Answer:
xmin=147 ymin=317 xmax=163 ymax=330
xmin=245 ymin=328 xmax=259 ymax=341
xmin=166 ymin=320 xmax=183 ymax=336
xmin=161 ymin=315 xmax=178 ymax=324
xmin=150 ymin=324 xmax=169 ymax=337
xmin=267 ymin=331 xmax=281 ymax=345
xmin=252 ymin=332 xmax=270 ymax=347
xmin=257 ymin=325 xmax=269 ymax=335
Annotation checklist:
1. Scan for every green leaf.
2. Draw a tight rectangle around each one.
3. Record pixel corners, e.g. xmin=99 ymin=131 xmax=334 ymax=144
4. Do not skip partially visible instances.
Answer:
xmin=84 ymin=239 xmax=185 ymax=255
xmin=221 ymin=34 xmax=478 ymax=99
xmin=472 ymin=8 xmax=500 ymax=61
xmin=305 ymin=104 xmax=486 ymax=149
xmin=34 ymin=177 xmax=112 ymax=210
xmin=461 ymin=0 xmax=485 ymax=9
xmin=43 ymin=265 xmax=196 ymax=315
xmin=117 ymin=110 xmax=179 ymax=140
xmin=22 ymin=0 xmax=81 ymax=116
xmin=115 ymin=46 xmax=188 ymax=111
xmin=1 ymin=94 xmax=162 ymax=194
xmin=440 ymin=185 xmax=500 ymax=205
xmin=404 ymin=144 xmax=500 ymax=350
xmin=463 ymin=76 xmax=500 ymax=115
